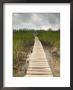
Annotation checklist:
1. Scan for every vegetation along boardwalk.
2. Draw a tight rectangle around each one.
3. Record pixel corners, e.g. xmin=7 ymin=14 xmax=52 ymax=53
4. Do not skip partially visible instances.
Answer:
xmin=26 ymin=36 xmax=53 ymax=77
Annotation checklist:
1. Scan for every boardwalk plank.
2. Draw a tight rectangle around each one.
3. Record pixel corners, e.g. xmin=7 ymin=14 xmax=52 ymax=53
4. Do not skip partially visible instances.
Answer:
xmin=26 ymin=36 xmax=53 ymax=77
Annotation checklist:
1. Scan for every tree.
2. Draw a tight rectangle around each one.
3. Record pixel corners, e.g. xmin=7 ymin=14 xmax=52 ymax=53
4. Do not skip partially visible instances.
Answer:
xmin=48 ymin=28 xmax=52 ymax=31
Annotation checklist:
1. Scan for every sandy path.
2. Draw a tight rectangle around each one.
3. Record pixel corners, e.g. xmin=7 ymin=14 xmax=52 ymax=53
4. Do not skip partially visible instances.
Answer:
xmin=26 ymin=36 xmax=53 ymax=77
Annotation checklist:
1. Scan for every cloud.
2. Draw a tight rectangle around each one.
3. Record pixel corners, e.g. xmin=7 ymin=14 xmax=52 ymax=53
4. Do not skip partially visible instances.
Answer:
xmin=12 ymin=13 xmax=60 ymax=30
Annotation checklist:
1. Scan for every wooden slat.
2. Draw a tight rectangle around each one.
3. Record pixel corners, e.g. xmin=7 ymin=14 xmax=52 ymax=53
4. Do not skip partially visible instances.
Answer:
xmin=26 ymin=36 xmax=53 ymax=77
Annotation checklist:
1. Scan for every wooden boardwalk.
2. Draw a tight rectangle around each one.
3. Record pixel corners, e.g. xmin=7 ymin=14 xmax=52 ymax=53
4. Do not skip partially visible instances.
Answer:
xmin=26 ymin=37 xmax=53 ymax=77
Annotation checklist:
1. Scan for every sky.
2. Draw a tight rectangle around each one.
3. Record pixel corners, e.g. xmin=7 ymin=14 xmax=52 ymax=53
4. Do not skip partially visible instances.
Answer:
xmin=12 ymin=13 xmax=60 ymax=31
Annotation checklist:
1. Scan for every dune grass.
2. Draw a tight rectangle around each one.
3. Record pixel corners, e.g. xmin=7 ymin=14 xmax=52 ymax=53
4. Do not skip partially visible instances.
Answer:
xmin=37 ymin=30 xmax=60 ymax=77
xmin=13 ymin=30 xmax=34 ymax=77
xmin=37 ymin=30 xmax=60 ymax=48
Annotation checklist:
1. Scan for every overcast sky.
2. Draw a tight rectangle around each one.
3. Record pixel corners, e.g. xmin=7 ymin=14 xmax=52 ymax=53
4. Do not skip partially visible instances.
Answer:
xmin=12 ymin=13 xmax=60 ymax=31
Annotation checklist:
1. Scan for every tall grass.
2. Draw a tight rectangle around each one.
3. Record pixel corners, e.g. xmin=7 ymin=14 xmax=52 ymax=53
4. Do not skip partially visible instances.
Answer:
xmin=37 ymin=30 xmax=60 ymax=48
xmin=13 ymin=30 xmax=34 ymax=77
xmin=37 ymin=30 xmax=60 ymax=77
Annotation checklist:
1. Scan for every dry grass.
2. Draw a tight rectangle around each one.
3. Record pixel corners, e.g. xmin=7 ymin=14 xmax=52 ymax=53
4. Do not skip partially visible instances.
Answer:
xmin=42 ymin=45 xmax=60 ymax=77
xmin=13 ymin=30 xmax=34 ymax=77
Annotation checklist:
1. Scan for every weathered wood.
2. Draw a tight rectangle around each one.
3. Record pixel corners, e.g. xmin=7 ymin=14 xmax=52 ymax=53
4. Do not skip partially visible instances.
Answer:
xmin=26 ymin=36 xmax=53 ymax=77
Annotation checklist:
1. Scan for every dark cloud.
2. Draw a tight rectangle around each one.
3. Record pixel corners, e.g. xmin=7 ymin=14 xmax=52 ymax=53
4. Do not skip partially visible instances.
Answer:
xmin=12 ymin=13 xmax=60 ymax=30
